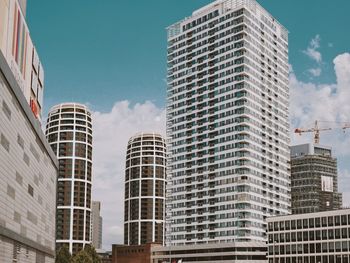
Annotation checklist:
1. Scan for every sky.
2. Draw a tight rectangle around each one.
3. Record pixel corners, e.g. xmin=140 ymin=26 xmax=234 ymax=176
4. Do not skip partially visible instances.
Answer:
xmin=26 ymin=0 xmax=350 ymax=250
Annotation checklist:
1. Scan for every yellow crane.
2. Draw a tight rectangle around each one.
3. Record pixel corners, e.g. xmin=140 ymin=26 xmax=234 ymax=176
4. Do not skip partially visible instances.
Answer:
xmin=294 ymin=120 xmax=350 ymax=144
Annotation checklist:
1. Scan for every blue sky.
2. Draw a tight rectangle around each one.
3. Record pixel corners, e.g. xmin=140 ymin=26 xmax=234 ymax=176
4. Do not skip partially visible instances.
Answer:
xmin=26 ymin=0 xmax=350 ymax=248
xmin=27 ymin=0 xmax=350 ymax=112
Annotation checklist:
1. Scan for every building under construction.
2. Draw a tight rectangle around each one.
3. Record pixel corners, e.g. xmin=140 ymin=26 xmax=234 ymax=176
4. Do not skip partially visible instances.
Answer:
xmin=291 ymin=143 xmax=342 ymax=214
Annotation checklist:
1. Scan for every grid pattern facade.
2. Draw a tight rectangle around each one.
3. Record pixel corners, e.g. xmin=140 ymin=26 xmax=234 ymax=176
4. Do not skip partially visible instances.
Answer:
xmin=46 ymin=103 xmax=93 ymax=254
xmin=151 ymin=242 xmax=267 ymax=263
xmin=267 ymin=209 xmax=350 ymax=263
xmin=124 ymin=133 xmax=166 ymax=245
xmin=166 ymin=0 xmax=290 ymax=245
xmin=291 ymin=144 xmax=342 ymax=214
xmin=0 ymin=53 xmax=56 ymax=262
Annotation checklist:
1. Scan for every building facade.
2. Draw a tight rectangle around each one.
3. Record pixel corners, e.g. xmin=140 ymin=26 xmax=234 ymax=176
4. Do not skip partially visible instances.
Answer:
xmin=166 ymin=0 xmax=290 ymax=246
xmin=151 ymin=242 xmax=267 ymax=263
xmin=92 ymin=200 xmax=103 ymax=249
xmin=46 ymin=103 xmax=93 ymax=254
xmin=0 ymin=0 xmax=45 ymax=120
xmin=112 ymin=243 xmax=162 ymax=263
xmin=291 ymin=143 xmax=342 ymax=214
xmin=267 ymin=209 xmax=350 ymax=263
xmin=0 ymin=38 xmax=57 ymax=262
xmin=124 ymin=133 xmax=166 ymax=245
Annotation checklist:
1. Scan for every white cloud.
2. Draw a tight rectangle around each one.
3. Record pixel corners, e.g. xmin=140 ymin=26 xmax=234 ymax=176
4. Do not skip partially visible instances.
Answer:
xmin=290 ymin=52 xmax=350 ymax=206
xmin=291 ymin=53 xmax=350 ymax=149
xmin=92 ymin=101 xmax=166 ymax=249
xmin=339 ymin=169 xmax=350 ymax=207
xmin=308 ymin=67 xmax=322 ymax=77
xmin=90 ymin=53 xmax=350 ymax=250
xmin=303 ymin=34 xmax=322 ymax=63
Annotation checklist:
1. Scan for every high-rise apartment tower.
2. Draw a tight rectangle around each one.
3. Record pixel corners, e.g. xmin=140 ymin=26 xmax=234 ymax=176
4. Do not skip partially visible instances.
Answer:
xmin=291 ymin=143 xmax=342 ymax=214
xmin=92 ymin=201 xmax=103 ymax=249
xmin=46 ymin=103 xmax=93 ymax=254
xmin=124 ymin=133 xmax=166 ymax=245
xmin=166 ymin=0 xmax=290 ymax=246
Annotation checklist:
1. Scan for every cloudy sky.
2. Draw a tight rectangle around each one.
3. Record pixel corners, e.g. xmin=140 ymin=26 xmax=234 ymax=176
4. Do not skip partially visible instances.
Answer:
xmin=26 ymin=0 xmax=350 ymax=249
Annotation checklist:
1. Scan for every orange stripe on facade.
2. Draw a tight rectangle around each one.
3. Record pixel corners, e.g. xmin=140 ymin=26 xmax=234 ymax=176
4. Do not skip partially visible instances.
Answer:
xmin=12 ymin=3 xmax=17 ymax=56
xmin=23 ymin=32 xmax=27 ymax=78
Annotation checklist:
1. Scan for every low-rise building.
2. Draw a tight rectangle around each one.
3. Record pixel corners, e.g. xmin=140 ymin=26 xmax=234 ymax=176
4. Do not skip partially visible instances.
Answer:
xmin=151 ymin=242 xmax=268 ymax=263
xmin=112 ymin=243 xmax=162 ymax=263
xmin=267 ymin=209 xmax=350 ymax=263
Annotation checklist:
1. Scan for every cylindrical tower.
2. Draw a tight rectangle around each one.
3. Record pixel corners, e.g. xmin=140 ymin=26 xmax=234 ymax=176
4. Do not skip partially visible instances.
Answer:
xmin=45 ymin=103 xmax=93 ymax=254
xmin=124 ymin=133 xmax=166 ymax=245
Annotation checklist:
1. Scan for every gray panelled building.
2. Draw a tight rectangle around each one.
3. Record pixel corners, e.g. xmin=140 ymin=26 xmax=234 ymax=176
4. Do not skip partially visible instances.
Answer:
xmin=0 ymin=47 xmax=57 ymax=262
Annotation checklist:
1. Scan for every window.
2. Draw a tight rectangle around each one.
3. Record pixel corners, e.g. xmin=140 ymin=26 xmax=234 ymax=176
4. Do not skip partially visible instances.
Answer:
xmin=1 ymin=133 xmax=10 ymax=152
xmin=335 ymin=229 xmax=341 ymax=239
xmin=322 ymin=217 xmax=327 ymax=227
xmin=309 ymin=231 xmax=315 ymax=240
xmin=335 ymin=216 xmax=341 ymax=226
xmin=341 ymin=215 xmax=347 ymax=225
xmin=286 ymin=220 xmax=291 ymax=230
xmin=328 ymin=216 xmax=334 ymax=226
xmin=291 ymin=220 xmax=296 ymax=230
xmin=329 ymin=229 xmax=334 ymax=239
xmin=322 ymin=230 xmax=328 ymax=240
xmin=342 ymin=241 xmax=348 ymax=252
xmin=322 ymin=242 xmax=328 ymax=253
xmin=303 ymin=219 xmax=308 ymax=228
xmin=316 ymin=217 xmax=321 ymax=227
xmin=286 ymin=232 xmax=290 ymax=242
xmin=342 ymin=228 xmax=348 ymax=239
xmin=28 ymin=185 xmax=34 ymax=197
xmin=309 ymin=218 xmax=314 ymax=228
xmin=316 ymin=230 xmax=321 ymax=240
xmin=297 ymin=220 xmax=302 ymax=229
xmin=2 ymin=100 xmax=11 ymax=120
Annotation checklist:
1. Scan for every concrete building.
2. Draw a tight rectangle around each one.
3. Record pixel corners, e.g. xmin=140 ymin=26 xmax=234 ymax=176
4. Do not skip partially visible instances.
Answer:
xmin=267 ymin=209 xmax=350 ymax=263
xmin=124 ymin=133 xmax=166 ymax=245
xmin=291 ymin=143 xmax=342 ymax=214
xmin=46 ymin=103 xmax=93 ymax=254
xmin=166 ymin=0 xmax=290 ymax=249
xmin=0 ymin=29 xmax=57 ymax=263
xmin=0 ymin=0 xmax=45 ymax=120
xmin=92 ymin=201 xmax=103 ymax=249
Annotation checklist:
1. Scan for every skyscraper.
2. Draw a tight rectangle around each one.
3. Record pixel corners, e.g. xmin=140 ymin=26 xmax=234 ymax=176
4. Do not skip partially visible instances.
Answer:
xmin=46 ymin=103 xmax=93 ymax=254
xmin=0 ymin=1 xmax=57 ymax=262
xmin=166 ymin=0 xmax=290 ymax=246
xmin=291 ymin=143 xmax=342 ymax=214
xmin=92 ymin=201 xmax=103 ymax=249
xmin=124 ymin=133 xmax=166 ymax=245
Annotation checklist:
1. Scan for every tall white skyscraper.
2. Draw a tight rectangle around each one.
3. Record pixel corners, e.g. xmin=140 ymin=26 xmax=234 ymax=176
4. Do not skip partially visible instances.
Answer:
xmin=166 ymin=0 xmax=290 ymax=246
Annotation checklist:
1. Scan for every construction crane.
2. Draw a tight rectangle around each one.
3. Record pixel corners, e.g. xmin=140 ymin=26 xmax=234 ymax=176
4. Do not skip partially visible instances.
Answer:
xmin=295 ymin=120 xmax=350 ymax=144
